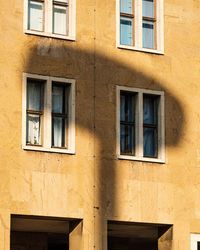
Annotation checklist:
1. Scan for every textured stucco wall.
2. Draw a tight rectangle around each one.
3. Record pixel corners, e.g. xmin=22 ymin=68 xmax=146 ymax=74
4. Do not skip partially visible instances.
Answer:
xmin=0 ymin=0 xmax=200 ymax=249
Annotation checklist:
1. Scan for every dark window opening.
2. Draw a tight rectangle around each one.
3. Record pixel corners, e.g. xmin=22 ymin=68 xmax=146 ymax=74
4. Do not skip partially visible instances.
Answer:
xmin=11 ymin=215 xmax=82 ymax=250
xmin=108 ymin=221 xmax=172 ymax=250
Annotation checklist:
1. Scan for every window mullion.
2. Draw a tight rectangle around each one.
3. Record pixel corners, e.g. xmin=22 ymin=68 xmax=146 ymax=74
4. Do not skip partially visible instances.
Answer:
xmin=156 ymin=0 xmax=164 ymax=52
xmin=68 ymin=0 xmax=72 ymax=36
xmin=22 ymin=75 xmax=27 ymax=147
xmin=159 ymin=94 xmax=165 ymax=160
xmin=24 ymin=0 xmax=28 ymax=31
xmin=45 ymin=0 xmax=52 ymax=33
xmin=138 ymin=92 xmax=143 ymax=158
xmin=68 ymin=81 xmax=75 ymax=151
xmin=135 ymin=0 xmax=142 ymax=48
xmin=116 ymin=87 xmax=121 ymax=156
xmin=44 ymin=77 xmax=52 ymax=148
xmin=154 ymin=0 xmax=157 ymax=49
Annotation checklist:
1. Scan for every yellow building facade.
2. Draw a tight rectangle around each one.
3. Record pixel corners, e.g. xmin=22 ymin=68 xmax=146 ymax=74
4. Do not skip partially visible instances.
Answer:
xmin=0 ymin=0 xmax=200 ymax=249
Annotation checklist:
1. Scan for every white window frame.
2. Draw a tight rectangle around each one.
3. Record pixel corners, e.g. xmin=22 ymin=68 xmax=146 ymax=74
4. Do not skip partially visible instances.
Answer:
xmin=116 ymin=0 xmax=164 ymax=54
xmin=191 ymin=234 xmax=200 ymax=250
xmin=24 ymin=0 xmax=76 ymax=40
xmin=116 ymin=86 xmax=165 ymax=163
xmin=22 ymin=73 xmax=75 ymax=154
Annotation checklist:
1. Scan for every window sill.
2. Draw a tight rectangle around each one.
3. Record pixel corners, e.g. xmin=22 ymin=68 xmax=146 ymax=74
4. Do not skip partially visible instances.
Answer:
xmin=117 ymin=154 xmax=165 ymax=164
xmin=23 ymin=145 xmax=75 ymax=154
xmin=25 ymin=30 xmax=76 ymax=41
xmin=117 ymin=44 xmax=164 ymax=55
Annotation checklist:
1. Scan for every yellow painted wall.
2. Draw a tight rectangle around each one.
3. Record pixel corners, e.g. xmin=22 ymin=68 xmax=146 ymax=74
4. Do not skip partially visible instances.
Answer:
xmin=0 ymin=0 xmax=200 ymax=249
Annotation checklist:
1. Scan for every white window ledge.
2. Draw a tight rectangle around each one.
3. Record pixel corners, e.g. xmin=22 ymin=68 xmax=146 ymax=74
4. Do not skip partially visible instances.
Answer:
xmin=25 ymin=30 xmax=76 ymax=41
xmin=23 ymin=145 xmax=75 ymax=154
xmin=117 ymin=44 xmax=164 ymax=55
xmin=117 ymin=155 xmax=165 ymax=164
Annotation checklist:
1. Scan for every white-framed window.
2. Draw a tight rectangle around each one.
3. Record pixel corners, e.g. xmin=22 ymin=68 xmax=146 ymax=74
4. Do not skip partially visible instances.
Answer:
xmin=191 ymin=234 xmax=200 ymax=250
xmin=116 ymin=86 xmax=165 ymax=163
xmin=24 ymin=0 xmax=76 ymax=40
xmin=116 ymin=0 xmax=164 ymax=54
xmin=22 ymin=73 xmax=75 ymax=154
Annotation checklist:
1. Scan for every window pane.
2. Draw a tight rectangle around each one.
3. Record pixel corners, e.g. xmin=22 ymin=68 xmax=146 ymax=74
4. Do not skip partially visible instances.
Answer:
xmin=120 ymin=94 xmax=126 ymax=121
xmin=120 ymin=93 xmax=135 ymax=122
xmin=52 ymin=85 xmax=64 ymax=113
xmin=52 ymin=117 xmax=65 ymax=147
xmin=28 ymin=0 xmax=44 ymax=31
xmin=143 ymin=127 xmax=157 ymax=157
xmin=53 ymin=5 xmax=68 ymax=35
xmin=52 ymin=84 xmax=69 ymax=148
xmin=143 ymin=95 xmax=157 ymax=125
xmin=142 ymin=20 xmax=154 ymax=49
xmin=120 ymin=124 xmax=135 ymax=155
xmin=143 ymin=0 xmax=154 ymax=18
xmin=27 ymin=80 xmax=43 ymax=111
xmin=120 ymin=0 xmax=132 ymax=14
xmin=26 ymin=114 xmax=41 ymax=145
xmin=120 ymin=17 xmax=133 ymax=46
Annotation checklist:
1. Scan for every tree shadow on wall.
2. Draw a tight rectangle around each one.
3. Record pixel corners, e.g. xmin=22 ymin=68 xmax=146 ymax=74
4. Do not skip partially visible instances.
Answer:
xmin=23 ymin=39 xmax=184 ymax=250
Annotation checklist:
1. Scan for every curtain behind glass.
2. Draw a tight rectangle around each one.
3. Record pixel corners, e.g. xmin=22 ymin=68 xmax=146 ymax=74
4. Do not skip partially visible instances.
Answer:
xmin=120 ymin=17 xmax=133 ymax=46
xmin=120 ymin=125 xmax=134 ymax=154
xmin=142 ymin=0 xmax=154 ymax=18
xmin=143 ymin=95 xmax=158 ymax=157
xmin=120 ymin=94 xmax=134 ymax=123
xmin=52 ymin=117 xmax=63 ymax=147
xmin=143 ymin=127 xmax=156 ymax=157
xmin=52 ymin=85 xmax=64 ymax=113
xmin=120 ymin=92 xmax=135 ymax=155
xmin=120 ymin=0 xmax=132 ymax=14
xmin=52 ymin=84 xmax=68 ymax=148
xmin=142 ymin=21 xmax=154 ymax=49
xmin=27 ymin=81 xmax=43 ymax=111
xmin=142 ymin=0 xmax=155 ymax=49
xmin=28 ymin=0 xmax=44 ymax=31
xmin=27 ymin=114 xmax=40 ymax=144
xmin=52 ymin=85 xmax=64 ymax=147
xmin=143 ymin=95 xmax=156 ymax=124
xmin=26 ymin=80 xmax=43 ymax=145
xmin=53 ymin=4 xmax=68 ymax=35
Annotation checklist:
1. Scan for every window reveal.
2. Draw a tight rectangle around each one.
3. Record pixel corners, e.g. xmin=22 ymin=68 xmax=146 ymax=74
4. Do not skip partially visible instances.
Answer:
xmin=22 ymin=74 xmax=75 ymax=154
xmin=118 ymin=0 xmax=163 ymax=53
xmin=25 ymin=0 xmax=75 ymax=39
xmin=117 ymin=86 xmax=165 ymax=162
